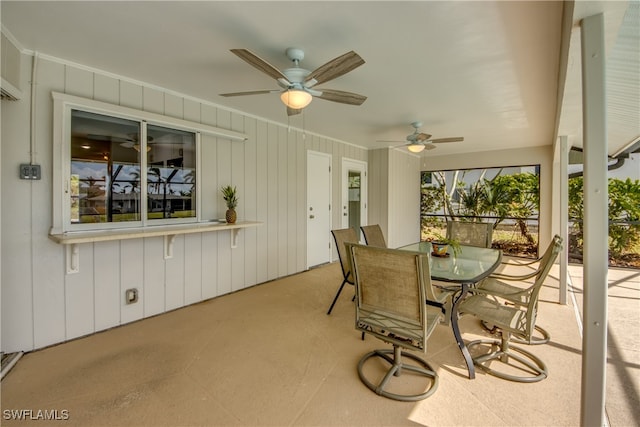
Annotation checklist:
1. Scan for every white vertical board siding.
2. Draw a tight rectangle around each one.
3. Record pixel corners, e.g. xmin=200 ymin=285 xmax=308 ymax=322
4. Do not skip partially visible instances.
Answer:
xmin=231 ymin=113 xmax=246 ymax=292
xmin=277 ymin=126 xmax=289 ymax=277
xmin=366 ymin=149 xmax=419 ymax=248
xmin=120 ymin=239 xmax=144 ymax=324
xmin=65 ymin=243 xmax=95 ymax=339
xmin=165 ymin=235 xmax=186 ymax=311
xmin=255 ymin=120 xmax=269 ymax=284
xmin=287 ymin=130 xmax=298 ymax=274
xmin=0 ymin=54 xmax=367 ymax=353
xmin=32 ymin=59 xmax=66 ymax=349
xmin=367 ymin=149 xmax=390 ymax=241
xmin=296 ymin=132 xmax=306 ymax=271
xmin=184 ymin=234 xmax=203 ymax=305
xmin=243 ymin=117 xmax=258 ymax=287
xmin=94 ymin=241 xmax=121 ymax=331
xmin=267 ymin=124 xmax=279 ymax=280
xmin=144 ymin=237 xmax=166 ymax=316
xmin=388 ymin=150 xmax=421 ymax=248
xmin=201 ymin=233 xmax=218 ymax=300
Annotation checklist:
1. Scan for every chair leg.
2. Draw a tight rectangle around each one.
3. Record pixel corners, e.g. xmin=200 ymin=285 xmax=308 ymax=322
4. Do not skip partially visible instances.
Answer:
xmin=326 ymin=279 xmax=348 ymax=315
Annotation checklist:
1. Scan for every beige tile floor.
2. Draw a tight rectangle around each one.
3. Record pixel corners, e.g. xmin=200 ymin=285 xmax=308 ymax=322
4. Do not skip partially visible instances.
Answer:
xmin=1 ymin=259 xmax=637 ymax=426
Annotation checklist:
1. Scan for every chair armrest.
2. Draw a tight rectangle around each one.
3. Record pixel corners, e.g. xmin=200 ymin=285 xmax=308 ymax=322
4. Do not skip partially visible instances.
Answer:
xmin=489 ymin=270 xmax=538 ymax=281
xmin=470 ymin=277 xmax=532 ymax=305
xmin=500 ymin=257 xmax=540 ymax=267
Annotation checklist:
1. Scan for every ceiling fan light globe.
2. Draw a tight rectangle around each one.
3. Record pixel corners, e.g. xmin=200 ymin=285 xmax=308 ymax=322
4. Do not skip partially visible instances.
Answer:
xmin=407 ymin=143 xmax=425 ymax=153
xmin=280 ymin=89 xmax=312 ymax=109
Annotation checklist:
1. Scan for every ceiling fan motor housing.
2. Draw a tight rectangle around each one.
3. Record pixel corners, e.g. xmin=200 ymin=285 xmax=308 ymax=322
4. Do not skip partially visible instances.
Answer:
xmin=285 ymin=47 xmax=305 ymax=63
xmin=283 ymin=67 xmax=310 ymax=84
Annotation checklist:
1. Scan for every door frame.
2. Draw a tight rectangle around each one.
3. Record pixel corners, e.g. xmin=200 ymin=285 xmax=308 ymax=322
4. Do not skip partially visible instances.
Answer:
xmin=341 ymin=158 xmax=368 ymax=237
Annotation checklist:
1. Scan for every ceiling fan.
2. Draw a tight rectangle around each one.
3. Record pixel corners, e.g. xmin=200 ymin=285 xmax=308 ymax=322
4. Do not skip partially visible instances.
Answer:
xmin=220 ymin=47 xmax=367 ymax=116
xmin=85 ymin=134 xmax=149 ymax=152
xmin=385 ymin=122 xmax=464 ymax=153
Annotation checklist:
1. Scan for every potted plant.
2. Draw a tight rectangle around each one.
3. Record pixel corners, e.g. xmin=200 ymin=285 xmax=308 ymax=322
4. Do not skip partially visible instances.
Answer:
xmin=221 ymin=185 xmax=238 ymax=224
xmin=429 ymin=233 xmax=461 ymax=257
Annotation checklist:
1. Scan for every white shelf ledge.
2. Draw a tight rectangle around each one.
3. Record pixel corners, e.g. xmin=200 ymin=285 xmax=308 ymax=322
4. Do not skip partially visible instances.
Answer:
xmin=49 ymin=220 xmax=262 ymax=244
xmin=49 ymin=221 xmax=262 ymax=274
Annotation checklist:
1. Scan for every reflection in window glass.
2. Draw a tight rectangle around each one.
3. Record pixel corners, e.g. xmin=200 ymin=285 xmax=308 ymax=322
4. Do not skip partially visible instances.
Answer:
xmin=146 ymin=124 xmax=196 ymax=220
xmin=71 ymin=110 xmax=141 ymax=224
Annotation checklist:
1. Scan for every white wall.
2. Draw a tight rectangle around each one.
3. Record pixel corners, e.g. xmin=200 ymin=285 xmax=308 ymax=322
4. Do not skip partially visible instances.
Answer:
xmin=0 ymin=52 xmax=367 ymax=353
xmin=368 ymin=148 xmax=421 ymax=248
xmin=422 ymin=146 xmax=554 ymax=251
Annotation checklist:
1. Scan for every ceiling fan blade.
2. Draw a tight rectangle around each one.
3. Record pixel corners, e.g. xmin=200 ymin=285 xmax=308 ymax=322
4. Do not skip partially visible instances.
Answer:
xmin=287 ymin=107 xmax=302 ymax=116
xmin=424 ymin=143 xmax=438 ymax=150
xmin=230 ymin=49 xmax=287 ymax=81
xmin=430 ymin=137 xmax=464 ymax=143
xmin=305 ymin=51 xmax=365 ymax=85
xmin=219 ymin=90 xmax=279 ymax=97
xmin=415 ymin=133 xmax=432 ymax=142
xmin=316 ymin=89 xmax=367 ymax=105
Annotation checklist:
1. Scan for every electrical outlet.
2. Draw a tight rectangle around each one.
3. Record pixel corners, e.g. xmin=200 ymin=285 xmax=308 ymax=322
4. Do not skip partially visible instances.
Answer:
xmin=19 ymin=163 xmax=41 ymax=180
xmin=19 ymin=164 xmax=31 ymax=179
xmin=30 ymin=164 xmax=41 ymax=180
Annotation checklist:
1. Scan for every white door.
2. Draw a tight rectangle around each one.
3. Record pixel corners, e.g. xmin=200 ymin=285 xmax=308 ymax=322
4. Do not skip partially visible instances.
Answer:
xmin=307 ymin=151 xmax=332 ymax=267
xmin=342 ymin=158 xmax=368 ymax=240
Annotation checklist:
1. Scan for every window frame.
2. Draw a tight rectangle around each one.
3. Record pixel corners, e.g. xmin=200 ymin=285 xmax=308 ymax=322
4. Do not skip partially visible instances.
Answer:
xmin=51 ymin=92 xmax=246 ymax=234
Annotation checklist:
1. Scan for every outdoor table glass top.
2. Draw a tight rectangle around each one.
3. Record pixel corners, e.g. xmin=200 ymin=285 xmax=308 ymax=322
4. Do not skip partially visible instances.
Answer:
xmin=398 ymin=242 xmax=502 ymax=284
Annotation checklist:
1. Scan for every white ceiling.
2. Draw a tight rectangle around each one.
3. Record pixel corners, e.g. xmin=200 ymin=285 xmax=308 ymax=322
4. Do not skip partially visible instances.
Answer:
xmin=2 ymin=1 xmax=638 ymax=157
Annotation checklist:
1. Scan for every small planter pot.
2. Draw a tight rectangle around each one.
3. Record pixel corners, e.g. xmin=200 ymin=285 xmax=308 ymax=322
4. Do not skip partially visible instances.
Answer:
xmin=431 ymin=241 xmax=450 ymax=257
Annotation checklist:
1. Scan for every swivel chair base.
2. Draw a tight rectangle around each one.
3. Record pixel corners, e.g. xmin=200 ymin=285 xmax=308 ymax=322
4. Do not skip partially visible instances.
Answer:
xmin=357 ymin=345 xmax=438 ymax=401
xmin=468 ymin=337 xmax=548 ymax=383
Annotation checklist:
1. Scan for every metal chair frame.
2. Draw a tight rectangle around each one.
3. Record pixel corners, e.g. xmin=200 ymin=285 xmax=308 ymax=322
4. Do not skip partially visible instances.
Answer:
xmin=347 ymin=243 xmax=444 ymax=401
xmin=480 ymin=235 xmax=563 ymax=345
xmin=326 ymin=228 xmax=360 ymax=315
xmin=360 ymin=224 xmax=387 ymax=248
xmin=459 ymin=235 xmax=563 ymax=383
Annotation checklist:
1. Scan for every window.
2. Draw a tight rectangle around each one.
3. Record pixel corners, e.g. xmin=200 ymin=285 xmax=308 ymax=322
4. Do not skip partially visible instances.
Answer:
xmin=51 ymin=93 xmax=224 ymax=234
xmin=52 ymin=92 xmax=247 ymax=234
xmin=69 ymin=111 xmax=197 ymax=227
xmin=145 ymin=124 xmax=196 ymax=221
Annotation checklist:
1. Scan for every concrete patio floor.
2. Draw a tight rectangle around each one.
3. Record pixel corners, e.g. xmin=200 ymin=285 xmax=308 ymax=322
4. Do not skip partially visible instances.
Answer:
xmin=0 ymin=259 xmax=638 ymax=426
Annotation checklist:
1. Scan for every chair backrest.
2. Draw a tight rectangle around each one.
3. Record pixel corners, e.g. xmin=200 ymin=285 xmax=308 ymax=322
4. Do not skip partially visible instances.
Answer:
xmin=331 ymin=228 xmax=360 ymax=282
xmin=446 ymin=221 xmax=493 ymax=248
xmin=525 ymin=234 xmax=563 ymax=334
xmin=347 ymin=243 xmax=441 ymax=352
xmin=360 ymin=224 xmax=387 ymax=248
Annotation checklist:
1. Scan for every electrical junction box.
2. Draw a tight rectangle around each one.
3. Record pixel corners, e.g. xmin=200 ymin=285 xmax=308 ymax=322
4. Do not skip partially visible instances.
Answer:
xmin=19 ymin=164 xmax=41 ymax=180
xmin=125 ymin=288 xmax=139 ymax=304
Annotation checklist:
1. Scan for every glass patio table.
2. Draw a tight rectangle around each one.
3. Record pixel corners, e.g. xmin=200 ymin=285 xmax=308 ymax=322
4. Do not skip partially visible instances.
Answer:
xmin=398 ymin=242 xmax=503 ymax=379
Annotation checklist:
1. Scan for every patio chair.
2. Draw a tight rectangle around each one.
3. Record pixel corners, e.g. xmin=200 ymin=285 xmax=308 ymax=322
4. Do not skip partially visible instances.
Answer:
xmin=446 ymin=221 xmax=493 ymax=248
xmin=478 ymin=235 xmax=563 ymax=344
xmin=326 ymin=228 xmax=360 ymax=315
xmin=347 ymin=243 xmax=445 ymax=401
xmin=360 ymin=224 xmax=387 ymax=247
xmin=457 ymin=235 xmax=563 ymax=383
